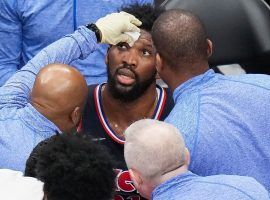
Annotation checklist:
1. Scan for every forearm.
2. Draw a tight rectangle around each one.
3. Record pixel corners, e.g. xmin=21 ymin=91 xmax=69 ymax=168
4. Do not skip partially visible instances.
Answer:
xmin=0 ymin=64 xmax=18 ymax=86
xmin=28 ymin=26 xmax=98 ymax=70
xmin=0 ymin=26 xmax=97 ymax=107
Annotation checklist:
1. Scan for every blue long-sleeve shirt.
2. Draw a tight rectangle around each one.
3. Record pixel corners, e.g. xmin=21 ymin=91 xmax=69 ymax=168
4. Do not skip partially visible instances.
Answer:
xmin=152 ymin=171 xmax=270 ymax=200
xmin=0 ymin=0 xmax=152 ymax=86
xmin=165 ymin=69 xmax=270 ymax=191
xmin=0 ymin=26 xmax=98 ymax=171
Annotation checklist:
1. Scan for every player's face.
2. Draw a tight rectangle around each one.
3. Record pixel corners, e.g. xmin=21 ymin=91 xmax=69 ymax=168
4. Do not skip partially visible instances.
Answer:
xmin=106 ymin=30 xmax=157 ymax=102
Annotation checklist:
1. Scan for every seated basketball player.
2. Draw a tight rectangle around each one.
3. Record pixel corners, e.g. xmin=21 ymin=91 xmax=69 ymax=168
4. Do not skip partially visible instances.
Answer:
xmin=80 ymin=4 xmax=174 ymax=200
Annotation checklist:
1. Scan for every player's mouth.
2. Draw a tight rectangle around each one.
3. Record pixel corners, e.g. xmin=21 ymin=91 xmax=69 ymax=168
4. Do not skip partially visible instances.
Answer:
xmin=116 ymin=68 xmax=136 ymax=85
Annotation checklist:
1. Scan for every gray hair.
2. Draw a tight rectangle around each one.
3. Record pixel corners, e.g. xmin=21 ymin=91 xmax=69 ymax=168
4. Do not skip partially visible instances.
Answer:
xmin=124 ymin=119 xmax=186 ymax=181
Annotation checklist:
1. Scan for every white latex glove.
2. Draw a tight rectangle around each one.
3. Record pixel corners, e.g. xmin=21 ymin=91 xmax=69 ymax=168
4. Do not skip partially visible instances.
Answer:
xmin=125 ymin=31 xmax=141 ymax=47
xmin=95 ymin=11 xmax=142 ymax=45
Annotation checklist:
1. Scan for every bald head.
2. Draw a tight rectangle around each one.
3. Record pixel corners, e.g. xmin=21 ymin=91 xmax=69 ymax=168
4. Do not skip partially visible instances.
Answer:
xmin=152 ymin=9 xmax=209 ymax=69
xmin=31 ymin=64 xmax=88 ymax=132
xmin=124 ymin=119 xmax=188 ymax=181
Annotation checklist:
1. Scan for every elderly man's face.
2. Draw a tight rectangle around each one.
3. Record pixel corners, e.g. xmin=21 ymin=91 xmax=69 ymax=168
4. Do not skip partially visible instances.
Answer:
xmin=105 ymin=30 xmax=157 ymax=102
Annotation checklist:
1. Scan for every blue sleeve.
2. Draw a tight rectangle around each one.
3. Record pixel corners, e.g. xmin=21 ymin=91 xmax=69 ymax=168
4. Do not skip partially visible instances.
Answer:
xmin=125 ymin=0 xmax=154 ymax=5
xmin=0 ymin=0 xmax=22 ymax=86
xmin=0 ymin=26 xmax=97 ymax=108
xmin=137 ymin=0 xmax=153 ymax=4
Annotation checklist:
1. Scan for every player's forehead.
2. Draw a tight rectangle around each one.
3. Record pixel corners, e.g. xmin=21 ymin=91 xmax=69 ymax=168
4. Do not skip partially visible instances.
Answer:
xmin=136 ymin=29 xmax=152 ymax=44
xmin=133 ymin=29 xmax=155 ymax=50
xmin=139 ymin=29 xmax=152 ymax=40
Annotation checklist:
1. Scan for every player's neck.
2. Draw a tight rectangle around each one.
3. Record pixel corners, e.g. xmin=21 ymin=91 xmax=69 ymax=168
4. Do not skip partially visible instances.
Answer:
xmin=102 ymin=83 xmax=158 ymax=136
xmin=103 ymin=83 xmax=157 ymax=113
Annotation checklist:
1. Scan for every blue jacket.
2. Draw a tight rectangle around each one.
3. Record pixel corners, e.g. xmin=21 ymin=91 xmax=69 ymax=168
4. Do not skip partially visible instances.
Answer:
xmin=165 ymin=69 xmax=270 ymax=191
xmin=152 ymin=171 xmax=270 ymax=200
xmin=0 ymin=27 xmax=97 ymax=171
xmin=0 ymin=0 xmax=152 ymax=86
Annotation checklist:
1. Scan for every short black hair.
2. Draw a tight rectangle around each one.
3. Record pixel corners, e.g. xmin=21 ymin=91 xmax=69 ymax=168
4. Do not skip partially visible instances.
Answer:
xmin=152 ymin=9 xmax=209 ymax=68
xmin=25 ymin=133 xmax=115 ymax=200
xmin=121 ymin=3 xmax=164 ymax=32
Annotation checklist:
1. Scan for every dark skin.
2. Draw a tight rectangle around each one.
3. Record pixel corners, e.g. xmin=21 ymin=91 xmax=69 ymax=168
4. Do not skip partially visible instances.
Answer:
xmin=31 ymin=64 xmax=88 ymax=132
xmin=156 ymin=53 xmax=211 ymax=91
xmin=103 ymin=30 xmax=158 ymax=137
xmin=153 ymin=10 xmax=213 ymax=91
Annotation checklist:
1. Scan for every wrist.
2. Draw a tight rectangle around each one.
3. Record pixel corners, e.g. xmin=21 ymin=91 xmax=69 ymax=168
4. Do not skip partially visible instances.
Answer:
xmin=86 ymin=23 xmax=102 ymax=43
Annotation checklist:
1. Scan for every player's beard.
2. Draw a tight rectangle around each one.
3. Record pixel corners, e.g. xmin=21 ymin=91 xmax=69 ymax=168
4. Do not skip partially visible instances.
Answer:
xmin=107 ymin=64 xmax=156 ymax=103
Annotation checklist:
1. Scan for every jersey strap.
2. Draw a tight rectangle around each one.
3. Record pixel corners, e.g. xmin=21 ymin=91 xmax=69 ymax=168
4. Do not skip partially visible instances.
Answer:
xmin=94 ymin=84 xmax=167 ymax=144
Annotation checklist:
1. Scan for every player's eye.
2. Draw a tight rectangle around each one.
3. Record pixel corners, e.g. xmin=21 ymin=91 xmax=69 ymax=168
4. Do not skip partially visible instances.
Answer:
xmin=117 ymin=42 xmax=129 ymax=50
xmin=142 ymin=49 xmax=151 ymax=56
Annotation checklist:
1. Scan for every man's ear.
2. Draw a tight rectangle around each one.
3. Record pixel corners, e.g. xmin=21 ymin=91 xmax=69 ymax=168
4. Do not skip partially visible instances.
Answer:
xmin=184 ymin=147 xmax=191 ymax=166
xmin=129 ymin=169 xmax=142 ymax=189
xmin=156 ymin=53 xmax=163 ymax=74
xmin=206 ymin=39 xmax=213 ymax=58
xmin=71 ymin=106 xmax=81 ymax=127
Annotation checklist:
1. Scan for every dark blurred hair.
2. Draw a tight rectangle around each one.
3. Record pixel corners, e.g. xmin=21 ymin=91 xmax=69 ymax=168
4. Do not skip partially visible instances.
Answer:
xmin=121 ymin=3 xmax=164 ymax=32
xmin=25 ymin=133 xmax=115 ymax=200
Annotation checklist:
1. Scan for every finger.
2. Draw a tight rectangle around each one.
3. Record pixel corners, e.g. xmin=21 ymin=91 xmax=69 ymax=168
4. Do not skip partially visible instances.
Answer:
xmin=120 ymin=11 xmax=142 ymax=26
xmin=119 ymin=11 xmax=131 ymax=16
xmin=126 ymin=23 xmax=140 ymax=33
xmin=129 ymin=16 xmax=142 ymax=26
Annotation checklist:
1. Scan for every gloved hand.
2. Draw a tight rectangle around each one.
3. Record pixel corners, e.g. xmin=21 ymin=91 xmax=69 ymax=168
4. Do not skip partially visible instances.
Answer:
xmin=95 ymin=11 xmax=142 ymax=45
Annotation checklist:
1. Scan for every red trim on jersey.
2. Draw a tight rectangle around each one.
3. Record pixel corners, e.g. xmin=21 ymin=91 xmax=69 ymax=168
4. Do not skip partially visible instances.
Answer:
xmin=77 ymin=118 xmax=83 ymax=132
xmin=157 ymin=87 xmax=167 ymax=120
xmin=93 ymin=85 xmax=125 ymax=144
xmin=94 ymin=84 xmax=167 ymax=145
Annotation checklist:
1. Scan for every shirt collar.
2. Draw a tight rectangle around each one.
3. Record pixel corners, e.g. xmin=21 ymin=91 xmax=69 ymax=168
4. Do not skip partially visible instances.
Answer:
xmin=20 ymin=103 xmax=60 ymax=137
xmin=173 ymin=69 xmax=217 ymax=102
xmin=152 ymin=171 xmax=197 ymax=199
